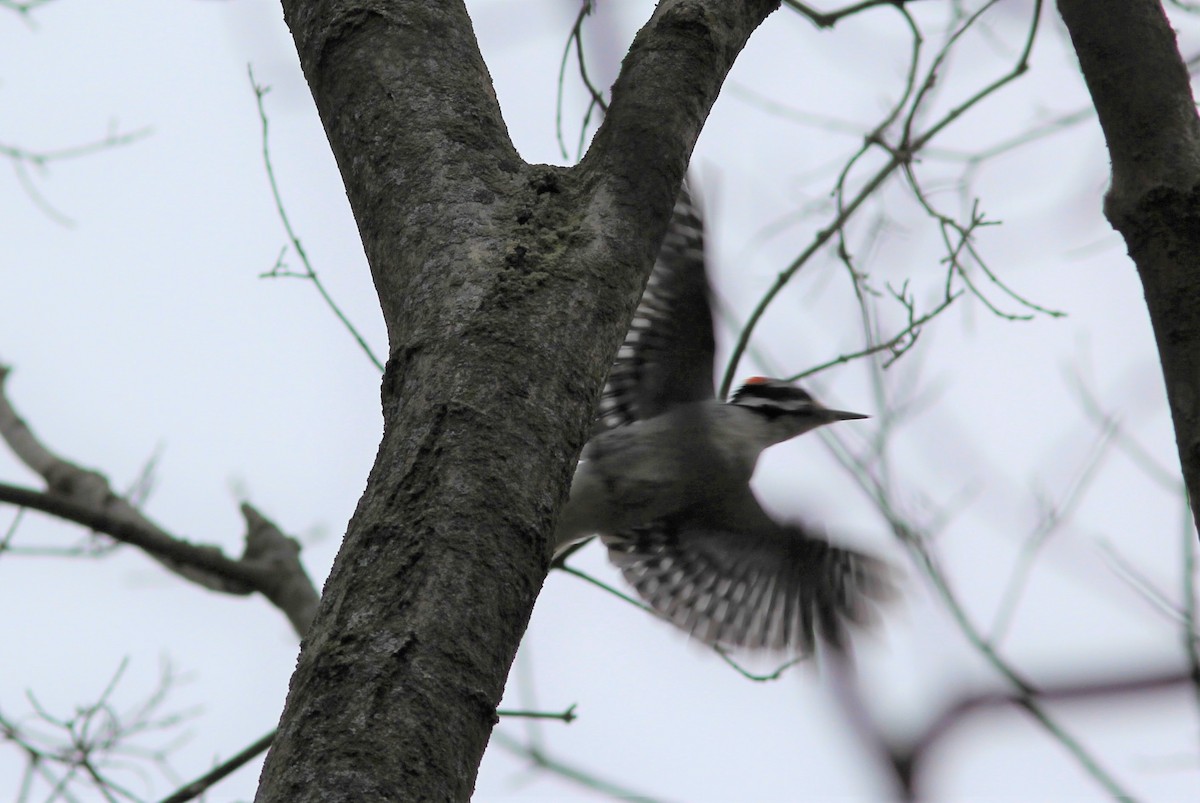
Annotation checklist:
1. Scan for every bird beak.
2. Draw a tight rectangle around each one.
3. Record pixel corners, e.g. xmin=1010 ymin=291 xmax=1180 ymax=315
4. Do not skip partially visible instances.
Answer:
xmin=820 ymin=408 xmax=869 ymax=422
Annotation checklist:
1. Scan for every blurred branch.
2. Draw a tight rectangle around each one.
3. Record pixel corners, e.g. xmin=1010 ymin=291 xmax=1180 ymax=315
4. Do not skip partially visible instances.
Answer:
xmin=819 ymin=377 xmax=1136 ymax=796
xmin=1065 ymin=368 xmax=1200 ymax=711
xmin=0 ymin=0 xmax=57 ymax=14
xmin=0 ymin=365 xmax=318 ymax=636
xmin=2 ymin=124 xmax=152 ymax=227
xmin=989 ymin=415 xmax=1118 ymax=643
xmin=892 ymin=667 xmax=1191 ymax=796
xmin=160 ymin=730 xmax=275 ymax=803
xmin=248 ymin=66 xmax=385 ymax=374
xmin=1099 ymin=540 xmax=1195 ymax=630
xmin=0 ymin=503 xmax=24 ymax=552
xmin=924 ymin=106 xmax=1094 ymax=165
xmin=0 ymin=126 xmax=151 ymax=168
xmin=1066 ymin=369 xmax=1184 ymax=493
xmin=555 ymin=562 xmax=655 ymax=614
xmin=725 ymin=82 xmax=866 ymax=134
xmin=822 ymin=649 xmax=910 ymax=798
xmin=907 ymin=528 xmax=1133 ymax=797
xmin=490 ymin=730 xmax=664 ymax=802
xmin=1 ymin=659 xmax=195 ymax=803
xmin=1181 ymin=497 xmax=1200 ymax=727
xmin=556 ymin=562 xmax=802 ymax=681
xmin=161 ymin=704 xmax=578 ymax=803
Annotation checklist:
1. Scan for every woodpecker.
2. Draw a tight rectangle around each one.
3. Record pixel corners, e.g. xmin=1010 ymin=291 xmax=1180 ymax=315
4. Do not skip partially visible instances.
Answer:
xmin=555 ymin=181 xmax=892 ymax=653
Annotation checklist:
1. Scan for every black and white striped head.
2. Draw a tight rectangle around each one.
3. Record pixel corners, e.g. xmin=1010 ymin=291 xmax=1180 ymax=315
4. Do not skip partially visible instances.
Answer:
xmin=730 ymin=377 xmax=867 ymax=436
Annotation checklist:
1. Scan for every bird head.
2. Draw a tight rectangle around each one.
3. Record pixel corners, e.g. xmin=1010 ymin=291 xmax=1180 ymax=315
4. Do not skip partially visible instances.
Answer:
xmin=729 ymin=377 xmax=868 ymax=440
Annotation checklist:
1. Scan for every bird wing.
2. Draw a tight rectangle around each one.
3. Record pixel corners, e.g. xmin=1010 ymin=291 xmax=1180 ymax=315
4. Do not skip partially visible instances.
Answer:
xmin=594 ymin=180 xmax=716 ymax=433
xmin=600 ymin=487 xmax=893 ymax=653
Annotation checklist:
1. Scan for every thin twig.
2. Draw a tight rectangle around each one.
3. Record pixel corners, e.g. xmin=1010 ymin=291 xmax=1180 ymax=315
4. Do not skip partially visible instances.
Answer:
xmin=496 ymin=705 xmax=577 ymax=723
xmin=989 ymin=421 xmax=1119 ymax=643
xmin=554 ymin=2 xmax=607 ymax=163
xmin=0 ymin=0 xmax=57 ymax=15
xmin=3 ymin=659 xmax=194 ymax=802
xmin=247 ymin=66 xmax=385 ymax=373
xmin=490 ymin=730 xmax=664 ymax=802
xmin=557 ymin=564 xmax=803 ymax=681
xmin=1067 ymin=369 xmax=1183 ymax=492
xmin=0 ymin=126 xmax=152 ymax=167
xmin=783 ymin=0 xmax=928 ymax=28
xmin=2 ymin=125 xmax=152 ymax=227
xmin=1099 ymin=540 xmax=1194 ymax=628
xmin=906 ymin=539 xmax=1137 ymax=800
xmin=160 ymin=702 xmax=579 ymax=803
xmin=787 ymin=292 xmax=960 ymax=382
xmin=820 ymin=386 xmax=1137 ymax=797
xmin=721 ymin=0 xmax=1049 ymax=397
xmin=1181 ymin=497 xmax=1200 ymax=734
xmin=158 ymin=730 xmax=274 ymax=803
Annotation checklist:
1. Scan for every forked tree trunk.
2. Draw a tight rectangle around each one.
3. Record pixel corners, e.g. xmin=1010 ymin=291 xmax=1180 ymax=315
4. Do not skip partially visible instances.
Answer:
xmin=254 ymin=1 xmax=780 ymax=799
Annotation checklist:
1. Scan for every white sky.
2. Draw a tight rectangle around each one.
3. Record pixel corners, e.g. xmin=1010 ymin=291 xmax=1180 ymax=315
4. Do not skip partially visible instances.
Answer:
xmin=1 ymin=0 xmax=1197 ymax=800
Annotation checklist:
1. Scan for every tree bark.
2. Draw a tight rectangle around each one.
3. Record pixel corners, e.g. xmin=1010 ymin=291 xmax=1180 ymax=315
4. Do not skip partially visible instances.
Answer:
xmin=1059 ymin=0 xmax=1200 ymax=542
xmin=255 ymin=1 xmax=779 ymax=799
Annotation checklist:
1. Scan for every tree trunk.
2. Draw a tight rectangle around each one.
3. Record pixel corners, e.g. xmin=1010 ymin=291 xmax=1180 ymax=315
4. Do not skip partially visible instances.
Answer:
xmin=1059 ymin=0 xmax=1200 ymax=541
xmin=254 ymin=1 xmax=779 ymax=799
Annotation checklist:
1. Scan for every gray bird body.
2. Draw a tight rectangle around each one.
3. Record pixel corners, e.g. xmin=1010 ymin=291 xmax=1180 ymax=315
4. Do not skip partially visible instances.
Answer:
xmin=556 ymin=402 xmax=763 ymax=549
xmin=553 ymin=180 xmax=891 ymax=653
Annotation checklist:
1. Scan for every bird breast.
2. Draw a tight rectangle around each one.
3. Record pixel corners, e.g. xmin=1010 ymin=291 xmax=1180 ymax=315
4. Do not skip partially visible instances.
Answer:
xmin=553 ymin=403 xmax=767 ymax=550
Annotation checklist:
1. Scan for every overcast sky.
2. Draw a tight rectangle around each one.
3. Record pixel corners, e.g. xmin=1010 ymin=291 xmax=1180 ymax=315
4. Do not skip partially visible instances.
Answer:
xmin=2 ymin=1 xmax=1197 ymax=800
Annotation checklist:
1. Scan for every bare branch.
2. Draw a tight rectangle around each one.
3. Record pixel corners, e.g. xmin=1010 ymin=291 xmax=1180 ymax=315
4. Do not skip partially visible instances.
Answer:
xmin=787 ymin=290 xmax=960 ymax=383
xmin=1 ymin=659 xmax=195 ymax=803
xmin=819 ymin=370 xmax=1137 ymax=798
xmin=898 ymin=668 xmax=1192 ymax=781
xmin=248 ymin=67 xmax=385 ymax=374
xmin=159 ymin=731 xmax=275 ymax=803
xmin=783 ymin=0 xmax=927 ymax=29
xmin=721 ymin=0 xmax=1048 ymax=397
xmin=0 ymin=0 xmax=57 ymax=15
xmin=490 ymin=730 xmax=666 ymax=802
xmin=495 ymin=705 xmax=577 ymax=723
xmin=0 ymin=366 xmax=318 ymax=636
xmin=555 ymin=1 xmax=608 ymax=163
xmin=1 ymin=125 xmax=151 ymax=226
xmin=162 ymin=703 xmax=578 ymax=803
xmin=0 ymin=126 xmax=151 ymax=168
xmin=989 ymin=419 xmax=1119 ymax=643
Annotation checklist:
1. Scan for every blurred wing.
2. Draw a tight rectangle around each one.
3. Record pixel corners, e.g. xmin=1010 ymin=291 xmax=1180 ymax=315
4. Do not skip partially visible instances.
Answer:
xmin=601 ymin=492 xmax=893 ymax=653
xmin=595 ymin=180 xmax=716 ymax=433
